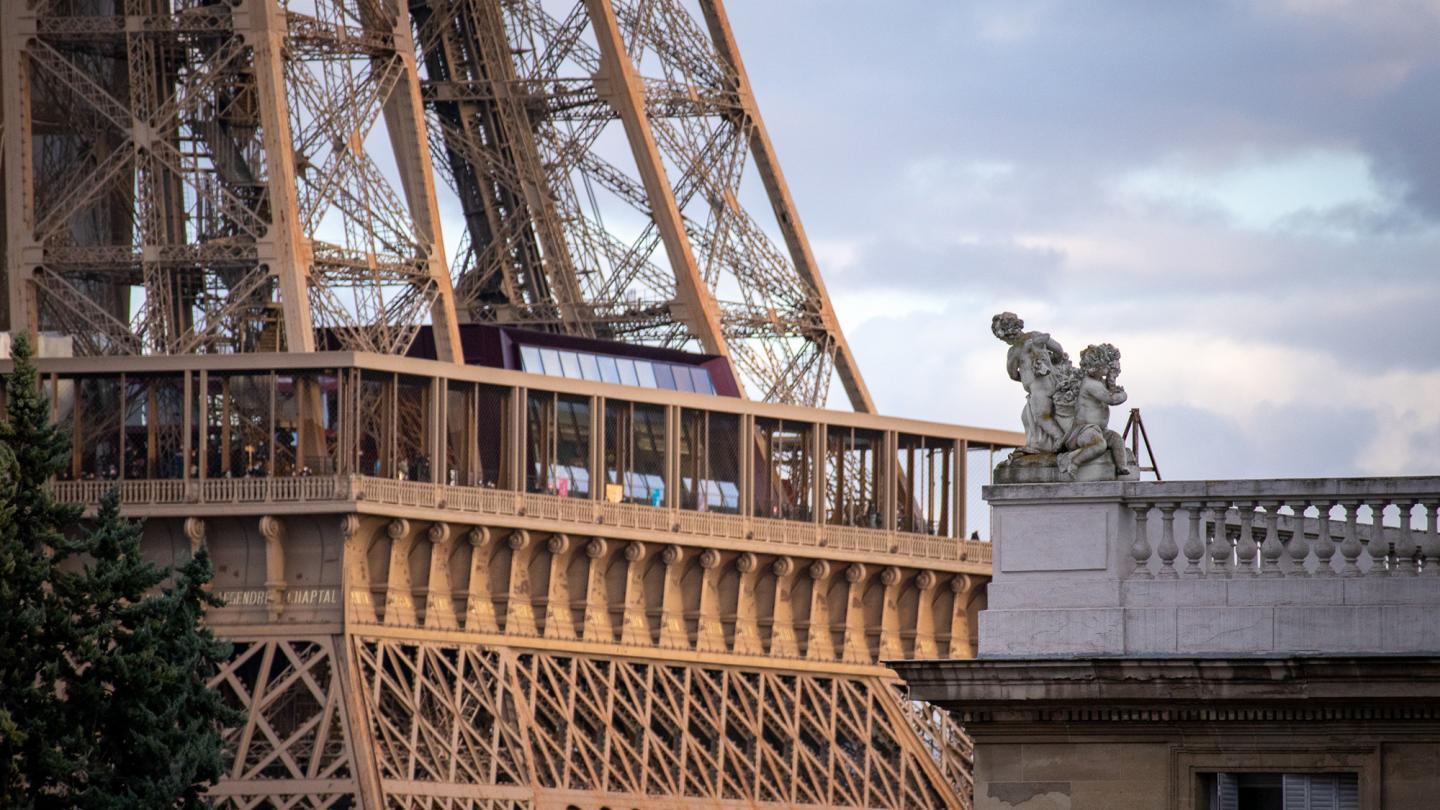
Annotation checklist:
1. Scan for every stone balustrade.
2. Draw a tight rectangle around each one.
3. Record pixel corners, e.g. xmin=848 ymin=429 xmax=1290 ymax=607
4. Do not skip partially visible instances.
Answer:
xmin=980 ymin=477 xmax=1440 ymax=658
xmin=1119 ymin=478 xmax=1440 ymax=579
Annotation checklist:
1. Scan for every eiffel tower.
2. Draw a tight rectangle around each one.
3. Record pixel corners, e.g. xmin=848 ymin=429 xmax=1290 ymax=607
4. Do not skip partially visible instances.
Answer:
xmin=2 ymin=0 xmax=1020 ymax=806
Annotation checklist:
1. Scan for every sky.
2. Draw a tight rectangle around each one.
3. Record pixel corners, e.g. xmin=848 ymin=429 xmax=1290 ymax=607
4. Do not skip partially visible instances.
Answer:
xmin=722 ymin=0 xmax=1440 ymax=481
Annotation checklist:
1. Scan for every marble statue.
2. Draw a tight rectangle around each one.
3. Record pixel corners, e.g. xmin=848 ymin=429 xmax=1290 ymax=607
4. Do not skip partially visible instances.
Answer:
xmin=991 ymin=313 xmax=1136 ymax=484
xmin=990 ymin=312 xmax=1068 ymax=455
xmin=1056 ymin=343 xmax=1129 ymax=480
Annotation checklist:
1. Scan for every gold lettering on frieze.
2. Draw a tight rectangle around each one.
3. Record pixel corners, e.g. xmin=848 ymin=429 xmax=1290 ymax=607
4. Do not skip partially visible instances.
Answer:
xmin=284 ymin=588 xmax=338 ymax=606
xmin=216 ymin=588 xmax=338 ymax=609
xmin=217 ymin=589 xmax=269 ymax=607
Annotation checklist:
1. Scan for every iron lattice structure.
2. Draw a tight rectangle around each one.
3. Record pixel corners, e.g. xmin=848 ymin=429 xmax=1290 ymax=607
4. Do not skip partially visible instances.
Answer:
xmin=2 ymin=0 xmax=984 ymax=803
xmin=412 ymin=0 xmax=872 ymax=409
xmin=3 ymin=0 xmax=873 ymax=409
xmin=2 ymin=0 xmax=464 ymax=359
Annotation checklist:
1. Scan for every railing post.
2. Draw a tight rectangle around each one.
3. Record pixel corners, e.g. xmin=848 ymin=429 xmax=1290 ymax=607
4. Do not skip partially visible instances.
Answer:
xmin=1395 ymin=501 xmax=1418 ymax=576
xmin=1424 ymin=502 xmax=1440 ymax=577
xmin=1340 ymin=501 xmax=1364 ymax=577
xmin=1129 ymin=503 xmax=1153 ymax=579
xmin=1155 ymin=504 xmax=1179 ymax=579
xmin=1182 ymin=503 xmax=1204 ymax=578
xmin=1259 ymin=502 xmax=1284 ymax=578
xmin=1285 ymin=502 xmax=1310 ymax=577
xmin=1235 ymin=503 xmax=1258 ymax=578
xmin=1314 ymin=502 xmax=1336 ymax=577
xmin=1366 ymin=501 xmax=1391 ymax=577
xmin=1208 ymin=503 xmax=1232 ymax=578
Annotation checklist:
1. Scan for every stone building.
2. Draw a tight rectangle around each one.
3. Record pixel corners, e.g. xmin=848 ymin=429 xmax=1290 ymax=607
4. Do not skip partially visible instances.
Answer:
xmin=895 ymin=478 xmax=1440 ymax=810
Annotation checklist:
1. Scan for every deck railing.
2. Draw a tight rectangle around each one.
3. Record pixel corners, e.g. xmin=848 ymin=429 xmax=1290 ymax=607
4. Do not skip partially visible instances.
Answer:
xmin=51 ymin=475 xmax=991 ymax=566
xmin=1120 ymin=477 xmax=1440 ymax=579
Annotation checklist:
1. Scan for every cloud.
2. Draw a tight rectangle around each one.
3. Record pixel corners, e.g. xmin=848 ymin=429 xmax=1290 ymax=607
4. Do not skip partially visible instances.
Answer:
xmin=715 ymin=2 xmax=1440 ymax=480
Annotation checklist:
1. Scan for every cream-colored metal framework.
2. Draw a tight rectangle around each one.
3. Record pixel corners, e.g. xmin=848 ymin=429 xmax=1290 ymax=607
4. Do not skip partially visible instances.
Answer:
xmin=29 ymin=352 xmax=1019 ymax=808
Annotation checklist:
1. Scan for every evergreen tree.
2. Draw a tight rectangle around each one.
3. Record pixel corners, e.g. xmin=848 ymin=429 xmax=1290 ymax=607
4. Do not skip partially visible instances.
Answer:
xmin=0 ymin=333 xmax=87 ymax=804
xmin=60 ymin=490 xmax=236 ymax=808
xmin=0 ymin=334 xmax=237 ymax=807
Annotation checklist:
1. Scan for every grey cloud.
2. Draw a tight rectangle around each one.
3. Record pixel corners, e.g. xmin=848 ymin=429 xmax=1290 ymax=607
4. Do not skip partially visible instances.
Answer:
xmin=1142 ymin=403 xmax=1379 ymax=480
xmin=720 ymin=1 xmax=1440 ymax=477
xmin=826 ymin=237 xmax=1064 ymax=294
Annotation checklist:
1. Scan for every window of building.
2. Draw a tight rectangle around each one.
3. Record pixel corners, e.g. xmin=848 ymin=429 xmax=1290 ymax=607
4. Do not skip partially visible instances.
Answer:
xmin=526 ymin=392 xmax=591 ymax=498
xmin=518 ymin=343 xmax=715 ymax=395
xmin=678 ymin=409 xmax=741 ymax=514
xmin=604 ymin=400 xmax=666 ymax=506
xmin=896 ymin=434 xmax=955 ymax=536
xmin=754 ymin=417 xmax=814 ymax=522
xmin=1202 ymin=772 xmax=1358 ymax=810
xmin=826 ymin=426 xmax=884 ymax=528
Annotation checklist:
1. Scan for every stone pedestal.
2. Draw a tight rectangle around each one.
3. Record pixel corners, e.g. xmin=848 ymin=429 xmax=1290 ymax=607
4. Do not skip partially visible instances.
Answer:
xmin=993 ymin=451 xmax=1139 ymax=484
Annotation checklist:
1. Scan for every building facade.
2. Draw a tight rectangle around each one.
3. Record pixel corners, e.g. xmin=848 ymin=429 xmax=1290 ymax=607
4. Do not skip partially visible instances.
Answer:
xmin=896 ymin=479 xmax=1440 ymax=810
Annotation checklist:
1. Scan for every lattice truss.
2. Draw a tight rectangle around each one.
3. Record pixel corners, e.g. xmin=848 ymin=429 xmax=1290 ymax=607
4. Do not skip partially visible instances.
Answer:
xmin=354 ymin=636 xmax=972 ymax=809
xmin=4 ymin=0 xmax=451 ymax=355
xmin=208 ymin=637 xmax=360 ymax=809
xmin=410 ymin=0 xmax=867 ymax=408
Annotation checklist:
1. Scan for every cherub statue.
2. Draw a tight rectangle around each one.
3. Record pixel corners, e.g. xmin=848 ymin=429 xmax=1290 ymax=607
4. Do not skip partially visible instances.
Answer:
xmin=991 ymin=312 xmax=1069 ymax=455
xmin=1056 ymin=343 xmax=1129 ymax=480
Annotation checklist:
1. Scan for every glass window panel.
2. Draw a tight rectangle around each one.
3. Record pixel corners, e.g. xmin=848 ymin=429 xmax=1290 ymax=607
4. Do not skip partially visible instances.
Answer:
xmin=555 ymin=395 xmax=591 ymax=497
xmin=635 ymin=361 xmax=658 ymax=388
xmin=520 ymin=345 xmax=543 ymax=373
xmin=539 ymin=348 xmax=563 ymax=376
xmin=670 ymin=364 xmax=694 ymax=392
xmin=559 ymin=351 xmax=583 ymax=379
xmin=218 ymin=373 xmax=273 ymax=479
xmin=76 ymin=376 xmax=122 ymax=480
xmin=754 ymin=417 xmax=813 ymax=522
xmin=826 ymin=427 xmax=884 ymax=528
xmin=618 ymin=358 xmax=639 ymax=387
xmin=579 ymin=352 xmax=601 ymax=381
xmin=678 ymin=409 xmax=740 ymax=514
xmin=526 ymin=392 xmax=551 ymax=494
xmin=896 ymin=434 xmax=955 ymax=536
xmin=691 ymin=367 xmax=714 ymax=394
xmin=476 ymin=384 xmax=510 ymax=488
xmin=653 ymin=362 xmax=676 ymax=390
xmin=605 ymin=400 xmax=667 ymax=505
xmin=396 ymin=375 xmax=433 ymax=482
xmin=527 ymin=392 xmax=590 ymax=497
xmin=598 ymin=355 xmax=621 ymax=384
xmin=120 ymin=375 xmax=185 ymax=480
xmin=356 ymin=372 xmax=393 ymax=478
xmin=446 ymin=381 xmax=473 ymax=485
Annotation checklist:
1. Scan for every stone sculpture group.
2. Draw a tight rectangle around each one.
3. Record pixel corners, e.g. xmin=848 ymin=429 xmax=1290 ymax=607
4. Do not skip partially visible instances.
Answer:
xmin=991 ymin=312 xmax=1137 ymax=483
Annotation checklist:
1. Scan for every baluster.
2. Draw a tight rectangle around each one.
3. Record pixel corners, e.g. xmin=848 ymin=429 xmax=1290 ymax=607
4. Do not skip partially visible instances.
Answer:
xmin=1366 ymin=501 xmax=1391 ymax=577
xmin=1129 ymin=504 xmax=1154 ymax=579
xmin=1394 ymin=501 xmax=1418 ymax=576
xmin=1285 ymin=502 xmax=1310 ymax=577
xmin=1312 ymin=502 xmax=1336 ymax=577
xmin=1235 ymin=503 xmax=1258 ymax=577
xmin=1339 ymin=501 xmax=1364 ymax=577
xmin=1156 ymin=504 xmax=1179 ymax=579
xmin=1208 ymin=504 xmax=1232 ymax=578
xmin=1182 ymin=503 xmax=1205 ymax=578
xmin=1259 ymin=502 xmax=1284 ymax=577
xmin=1423 ymin=502 xmax=1440 ymax=576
